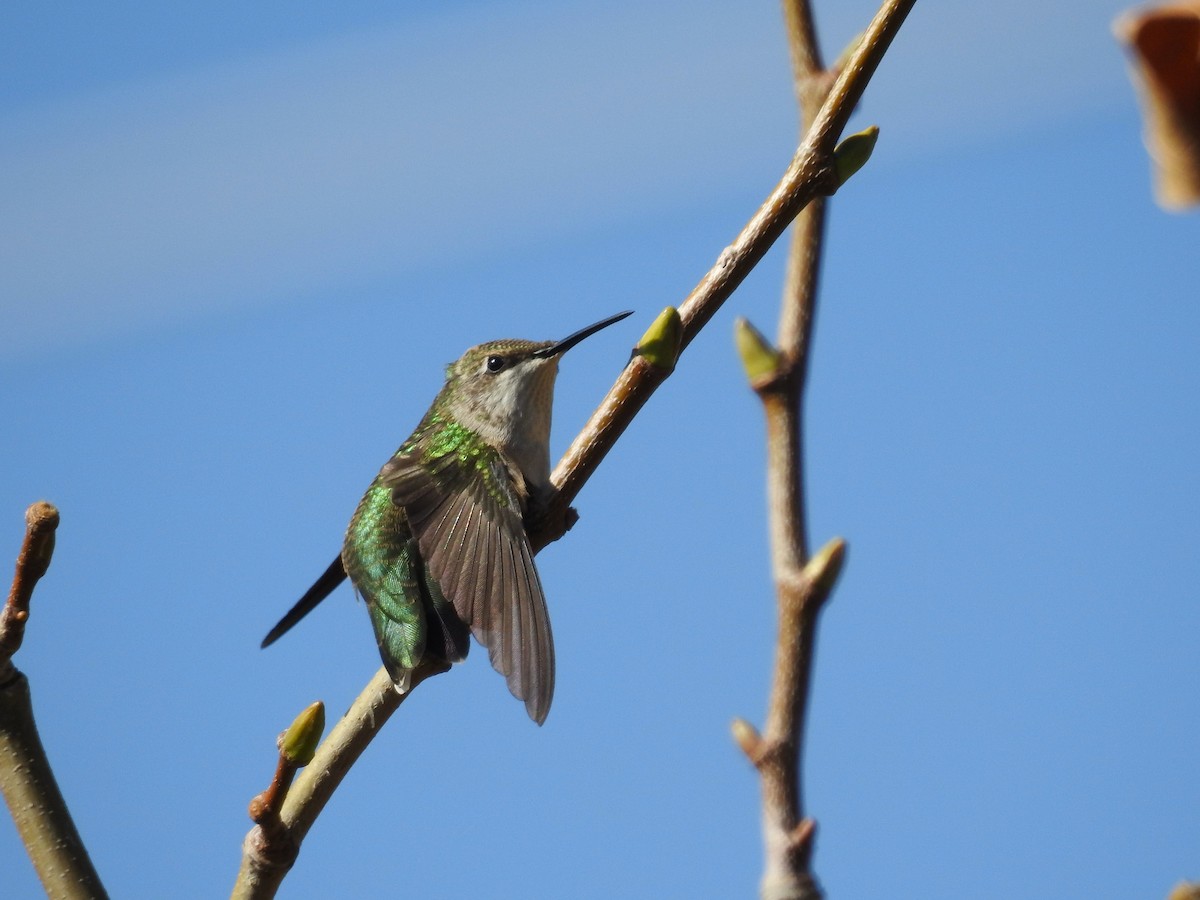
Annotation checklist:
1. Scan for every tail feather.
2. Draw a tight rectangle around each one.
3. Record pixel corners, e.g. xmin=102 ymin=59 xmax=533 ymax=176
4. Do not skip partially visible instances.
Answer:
xmin=261 ymin=555 xmax=347 ymax=648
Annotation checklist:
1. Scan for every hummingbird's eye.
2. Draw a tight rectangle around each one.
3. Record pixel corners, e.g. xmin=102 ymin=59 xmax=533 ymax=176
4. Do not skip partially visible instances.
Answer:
xmin=485 ymin=355 xmax=506 ymax=373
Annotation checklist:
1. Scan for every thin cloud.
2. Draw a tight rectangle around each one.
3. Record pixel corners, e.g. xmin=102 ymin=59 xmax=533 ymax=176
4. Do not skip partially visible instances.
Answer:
xmin=0 ymin=0 xmax=1124 ymax=362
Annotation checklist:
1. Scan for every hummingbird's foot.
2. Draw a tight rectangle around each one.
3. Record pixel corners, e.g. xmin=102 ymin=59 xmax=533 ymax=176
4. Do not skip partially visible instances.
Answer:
xmin=526 ymin=499 xmax=578 ymax=551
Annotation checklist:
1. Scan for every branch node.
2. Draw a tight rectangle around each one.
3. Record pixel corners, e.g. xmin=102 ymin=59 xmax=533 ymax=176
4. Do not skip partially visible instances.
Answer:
xmin=243 ymin=821 xmax=299 ymax=874
xmin=800 ymin=537 xmax=847 ymax=611
xmin=789 ymin=817 xmax=817 ymax=851
xmin=735 ymin=317 xmax=785 ymax=390
xmin=731 ymin=717 xmax=766 ymax=763
xmin=247 ymin=794 xmax=271 ymax=823
xmin=237 ymin=698 xmax=326 ymax=888
xmin=635 ymin=307 xmax=683 ymax=371
xmin=280 ymin=701 xmax=325 ymax=768
xmin=832 ymin=126 xmax=880 ymax=189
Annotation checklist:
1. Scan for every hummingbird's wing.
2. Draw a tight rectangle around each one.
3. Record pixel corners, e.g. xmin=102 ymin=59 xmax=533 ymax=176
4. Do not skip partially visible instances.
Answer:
xmin=380 ymin=451 xmax=555 ymax=725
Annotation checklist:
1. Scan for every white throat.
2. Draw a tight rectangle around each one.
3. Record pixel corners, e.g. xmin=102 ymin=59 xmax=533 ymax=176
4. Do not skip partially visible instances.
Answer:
xmin=450 ymin=357 xmax=558 ymax=490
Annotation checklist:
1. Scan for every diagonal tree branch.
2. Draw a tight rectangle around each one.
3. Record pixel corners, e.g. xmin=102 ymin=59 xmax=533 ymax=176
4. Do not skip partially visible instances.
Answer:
xmin=232 ymin=664 xmax=446 ymax=897
xmin=742 ymin=0 xmax=834 ymax=892
xmin=531 ymin=0 xmax=917 ymax=549
xmin=233 ymin=1 xmax=915 ymax=894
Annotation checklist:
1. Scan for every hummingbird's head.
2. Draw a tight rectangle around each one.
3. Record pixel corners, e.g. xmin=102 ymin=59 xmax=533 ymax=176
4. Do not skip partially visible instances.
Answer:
xmin=440 ymin=311 xmax=633 ymax=486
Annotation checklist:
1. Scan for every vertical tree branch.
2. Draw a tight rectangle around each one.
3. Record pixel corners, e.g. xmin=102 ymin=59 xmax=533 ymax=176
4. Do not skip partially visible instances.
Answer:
xmin=775 ymin=0 xmax=831 ymax=568
xmin=734 ymin=1 xmax=914 ymax=898
xmin=782 ymin=0 xmax=824 ymax=84
xmin=767 ymin=0 xmax=830 ymax=815
xmin=1 ymin=503 xmax=110 ymax=900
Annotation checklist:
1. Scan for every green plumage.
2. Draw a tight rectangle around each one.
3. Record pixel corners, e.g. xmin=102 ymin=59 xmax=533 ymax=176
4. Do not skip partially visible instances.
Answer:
xmin=262 ymin=310 xmax=633 ymax=725
xmin=341 ymin=418 xmax=487 ymax=688
xmin=343 ymin=483 xmax=425 ymax=679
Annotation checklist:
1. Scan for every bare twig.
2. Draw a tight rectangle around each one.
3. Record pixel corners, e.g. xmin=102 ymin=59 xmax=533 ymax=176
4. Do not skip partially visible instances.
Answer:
xmin=233 ymin=701 xmax=328 ymax=899
xmin=1 ymin=501 xmax=58 ymax=674
xmin=278 ymin=663 xmax=446 ymax=845
xmin=0 ymin=503 xmax=109 ymax=900
xmin=233 ymin=664 xmax=446 ymax=899
xmin=233 ymin=1 xmax=914 ymax=893
xmin=782 ymin=0 xmax=826 ymax=97
xmin=731 ymin=2 xmax=915 ymax=898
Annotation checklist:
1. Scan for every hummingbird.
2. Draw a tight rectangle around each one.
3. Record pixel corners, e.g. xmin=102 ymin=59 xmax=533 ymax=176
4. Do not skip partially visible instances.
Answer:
xmin=262 ymin=310 xmax=633 ymax=724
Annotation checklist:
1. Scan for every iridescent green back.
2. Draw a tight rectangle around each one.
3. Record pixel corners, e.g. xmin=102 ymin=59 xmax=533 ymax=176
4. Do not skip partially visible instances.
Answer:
xmin=343 ymin=482 xmax=426 ymax=686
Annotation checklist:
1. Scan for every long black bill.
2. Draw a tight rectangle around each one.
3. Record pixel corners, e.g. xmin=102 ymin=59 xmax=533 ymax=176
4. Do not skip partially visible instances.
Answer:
xmin=533 ymin=310 xmax=634 ymax=359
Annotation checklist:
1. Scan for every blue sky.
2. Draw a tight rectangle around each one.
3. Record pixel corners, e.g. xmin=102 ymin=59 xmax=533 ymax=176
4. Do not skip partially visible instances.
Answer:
xmin=2 ymin=1 xmax=1197 ymax=898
